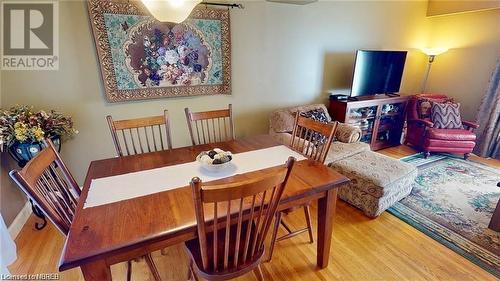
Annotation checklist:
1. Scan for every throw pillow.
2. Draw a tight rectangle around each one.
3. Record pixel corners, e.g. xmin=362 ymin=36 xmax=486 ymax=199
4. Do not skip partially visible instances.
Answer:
xmin=299 ymin=108 xmax=329 ymax=124
xmin=431 ymin=102 xmax=463 ymax=129
xmin=299 ymin=109 xmax=329 ymax=144
xmin=417 ymin=97 xmax=453 ymax=119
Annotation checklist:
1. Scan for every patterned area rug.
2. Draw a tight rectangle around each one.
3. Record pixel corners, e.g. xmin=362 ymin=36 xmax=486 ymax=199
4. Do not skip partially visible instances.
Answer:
xmin=388 ymin=154 xmax=500 ymax=277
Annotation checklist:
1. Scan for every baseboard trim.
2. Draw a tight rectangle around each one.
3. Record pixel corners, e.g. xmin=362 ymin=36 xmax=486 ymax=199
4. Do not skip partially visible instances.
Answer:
xmin=8 ymin=201 xmax=32 ymax=239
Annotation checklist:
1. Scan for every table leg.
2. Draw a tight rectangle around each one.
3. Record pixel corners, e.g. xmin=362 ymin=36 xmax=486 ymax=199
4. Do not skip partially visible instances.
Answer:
xmin=316 ymin=188 xmax=337 ymax=268
xmin=81 ymin=260 xmax=112 ymax=281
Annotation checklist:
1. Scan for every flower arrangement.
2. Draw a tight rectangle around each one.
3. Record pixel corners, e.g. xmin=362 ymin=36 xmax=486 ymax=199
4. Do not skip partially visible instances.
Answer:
xmin=0 ymin=105 xmax=78 ymax=148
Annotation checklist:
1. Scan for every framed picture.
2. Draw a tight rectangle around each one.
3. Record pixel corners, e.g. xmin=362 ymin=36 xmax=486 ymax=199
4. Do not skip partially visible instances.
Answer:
xmin=87 ymin=0 xmax=231 ymax=102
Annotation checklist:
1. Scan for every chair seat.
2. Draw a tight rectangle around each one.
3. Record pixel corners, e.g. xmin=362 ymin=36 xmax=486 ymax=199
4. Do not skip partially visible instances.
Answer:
xmin=427 ymin=128 xmax=476 ymax=141
xmin=184 ymin=222 xmax=264 ymax=278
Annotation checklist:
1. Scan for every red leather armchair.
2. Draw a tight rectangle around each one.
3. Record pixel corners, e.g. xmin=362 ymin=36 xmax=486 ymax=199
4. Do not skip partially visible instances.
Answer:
xmin=405 ymin=94 xmax=480 ymax=159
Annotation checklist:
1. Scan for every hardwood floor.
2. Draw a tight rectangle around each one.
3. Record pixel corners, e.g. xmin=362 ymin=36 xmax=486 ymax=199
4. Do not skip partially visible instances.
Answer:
xmin=8 ymin=146 xmax=499 ymax=280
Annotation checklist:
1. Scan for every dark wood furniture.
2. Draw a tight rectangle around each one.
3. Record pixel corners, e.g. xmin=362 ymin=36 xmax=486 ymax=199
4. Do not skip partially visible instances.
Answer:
xmin=106 ymin=111 xmax=173 ymax=157
xmin=59 ymin=135 xmax=349 ymax=280
xmin=329 ymin=95 xmax=410 ymax=150
xmin=489 ymin=200 xmax=500 ymax=232
xmin=489 ymin=183 xmax=500 ymax=231
xmin=268 ymin=116 xmax=338 ymax=261
xmin=9 ymin=139 xmax=161 ymax=281
xmin=186 ymin=157 xmax=295 ymax=280
xmin=184 ymin=104 xmax=234 ymax=145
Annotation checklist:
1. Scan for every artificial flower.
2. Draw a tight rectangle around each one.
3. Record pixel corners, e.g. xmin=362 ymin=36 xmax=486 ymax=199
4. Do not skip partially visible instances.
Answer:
xmin=31 ymin=126 xmax=45 ymax=142
xmin=165 ymin=49 xmax=179 ymax=65
xmin=0 ymin=105 xmax=77 ymax=147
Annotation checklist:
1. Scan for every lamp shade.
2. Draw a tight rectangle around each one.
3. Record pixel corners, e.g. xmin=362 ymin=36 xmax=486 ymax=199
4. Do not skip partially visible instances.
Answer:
xmin=141 ymin=0 xmax=202 ymax=23
xmin=421 ymin=47 xmax=448 ymax=56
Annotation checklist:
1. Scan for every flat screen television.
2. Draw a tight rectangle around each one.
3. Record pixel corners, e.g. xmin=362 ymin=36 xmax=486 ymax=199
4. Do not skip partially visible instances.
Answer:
xmin=350 ymin=50 xmax=407 ymax=97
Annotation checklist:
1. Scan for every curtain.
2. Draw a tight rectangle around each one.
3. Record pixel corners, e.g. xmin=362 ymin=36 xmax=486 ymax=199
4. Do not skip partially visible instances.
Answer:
xmin=474 ymin=59 xmax=500 ymax=159
xmin=0 ymin=214 xmax=17 ymax=275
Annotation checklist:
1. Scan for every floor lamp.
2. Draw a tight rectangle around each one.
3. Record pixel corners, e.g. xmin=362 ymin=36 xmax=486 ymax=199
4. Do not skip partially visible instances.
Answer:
xmin=420 ymin=48 xmax=448 ymax=93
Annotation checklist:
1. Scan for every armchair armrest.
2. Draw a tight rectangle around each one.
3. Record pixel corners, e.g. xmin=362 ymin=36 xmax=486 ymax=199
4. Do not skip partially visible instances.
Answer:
xmin=408 ymin=118 xmax=434 ymax=128
xmin=462 ymin=120 xmax=479 ymax=130
xmin=332 ymin=122 xmax=361 ymax=143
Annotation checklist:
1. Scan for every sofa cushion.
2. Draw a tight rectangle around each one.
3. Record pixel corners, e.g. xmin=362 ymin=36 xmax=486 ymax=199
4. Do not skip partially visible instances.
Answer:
xmin=431 ymin=102 xmax=463 ymax=129
xmin=329 ymin=150 xmax=417 ymax=198
xmin=269 ymin=131 xmax=369 ymax=164
xmin=423 ymin=139 xmax=476 ymax=151
xmin=427 ymin=128 xmax=476 ymax=141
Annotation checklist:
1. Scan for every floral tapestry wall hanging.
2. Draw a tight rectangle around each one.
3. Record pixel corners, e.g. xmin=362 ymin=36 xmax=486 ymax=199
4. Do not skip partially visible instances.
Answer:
xmin=87 ymin=0 xmax=231 ymax=102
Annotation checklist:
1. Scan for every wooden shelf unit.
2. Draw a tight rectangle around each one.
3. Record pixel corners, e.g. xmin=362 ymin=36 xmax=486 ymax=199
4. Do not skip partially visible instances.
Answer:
xmin=329 ymin=95 xmax=410 ymax=151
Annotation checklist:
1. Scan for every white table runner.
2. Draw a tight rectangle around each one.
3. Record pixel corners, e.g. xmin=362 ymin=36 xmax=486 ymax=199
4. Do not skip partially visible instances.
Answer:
xmin=84 ymin=145 xmax=305 ymax=208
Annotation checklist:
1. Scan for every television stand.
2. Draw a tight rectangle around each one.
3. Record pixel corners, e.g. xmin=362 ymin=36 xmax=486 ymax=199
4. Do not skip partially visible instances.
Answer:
xmin=329 ymin=94 xmax=410 ymax=151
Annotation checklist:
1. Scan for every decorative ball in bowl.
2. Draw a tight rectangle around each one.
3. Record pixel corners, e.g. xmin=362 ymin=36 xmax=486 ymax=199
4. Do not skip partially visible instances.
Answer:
xmin=196 ymin=148 xmax=233 ymax=172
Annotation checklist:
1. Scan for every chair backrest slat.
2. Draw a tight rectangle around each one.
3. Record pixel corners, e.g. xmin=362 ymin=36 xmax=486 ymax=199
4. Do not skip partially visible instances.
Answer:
xmin=157 ymin=125 xmax=165 ymax=151
xmin=233 ymin=198 xmax=244 ymax=267
xmin=9 ymin=139 xmax=81 ymax=235
xmin=185 ymin=104 xmax=234 ymax=146
xmin=144 ymin=127 xmax=151 ymax=152
xmin=151 ymin=126 xmax=158 ymax=151
xmin=213 ymin=201 xmax=218 ymax=271
xmin=107 ymin=110 xmax=172 ymax=157
xmin=223 ymin=199 xmax=231 ymax=270
xmin=190 ymin=157 xmax=295 ymax=273
xmin=241 ymin=194 xmax=256 ymax=264
xmin=290 ymin=114 xmax=338 ymax=164
xmin=250 ymin=190 xmax=266 ymax=257
xmin=129 ymin=129 xmax=138 ymax=154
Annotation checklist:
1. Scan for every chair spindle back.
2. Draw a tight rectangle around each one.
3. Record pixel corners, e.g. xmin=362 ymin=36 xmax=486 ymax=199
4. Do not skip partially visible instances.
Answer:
xmin=107 ymin=110 xmax=172 ymax=157
xmin=184 ymin=104 xmax=234 ymax=146
xmin=9 ymin=139 xmax=81 ymax=235
xmin=290 ymin=114 xmax=338 ymax=164
xmin=190 ymin=157 xmax=295 ymax=273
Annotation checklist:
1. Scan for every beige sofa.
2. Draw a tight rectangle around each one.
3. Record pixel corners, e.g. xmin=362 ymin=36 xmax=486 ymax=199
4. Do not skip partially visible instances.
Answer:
xmin=269 ymin=104 xmax=370 ymax=164
xmin=269 ymin=104 xmax=417 ymax=217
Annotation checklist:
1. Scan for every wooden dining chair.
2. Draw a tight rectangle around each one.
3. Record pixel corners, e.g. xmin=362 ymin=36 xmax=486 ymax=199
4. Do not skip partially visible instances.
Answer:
xmin=9 ymin=139 xmax=162 ymax=281
xmin=184 ymin=104 xmax=234 ymax=145
xmin=107 ymin=110 xmax=172 ymax=157
xmin=185 ymin=157 xmax=296 ymax=281
xmin=267 ymin=114 xmax=338 ymax=261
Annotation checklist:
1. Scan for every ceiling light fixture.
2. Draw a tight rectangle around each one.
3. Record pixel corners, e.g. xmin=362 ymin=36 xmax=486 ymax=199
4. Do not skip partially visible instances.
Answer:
xmin=141 ymin=0 xmax=243 ymax=24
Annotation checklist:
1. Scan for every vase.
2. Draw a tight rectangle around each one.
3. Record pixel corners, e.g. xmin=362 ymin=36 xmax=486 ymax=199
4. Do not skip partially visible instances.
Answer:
xmin=8 ymin=136 xmax=61 ymax=167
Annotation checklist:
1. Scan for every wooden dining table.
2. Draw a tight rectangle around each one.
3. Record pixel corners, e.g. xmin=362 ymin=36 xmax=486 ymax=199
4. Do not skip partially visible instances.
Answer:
xmin=59 ymin=135 xmax=350 ymax=280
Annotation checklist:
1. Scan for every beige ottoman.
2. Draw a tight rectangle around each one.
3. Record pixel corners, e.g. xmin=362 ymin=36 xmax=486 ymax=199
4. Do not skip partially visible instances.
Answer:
xmin=329 ymin=150 xmax=417 ymax=218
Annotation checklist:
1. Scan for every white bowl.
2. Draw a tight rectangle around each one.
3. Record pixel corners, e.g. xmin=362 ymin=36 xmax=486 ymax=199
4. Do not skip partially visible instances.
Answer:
xmin=196 ymin=152 xmax=233 ymax=172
